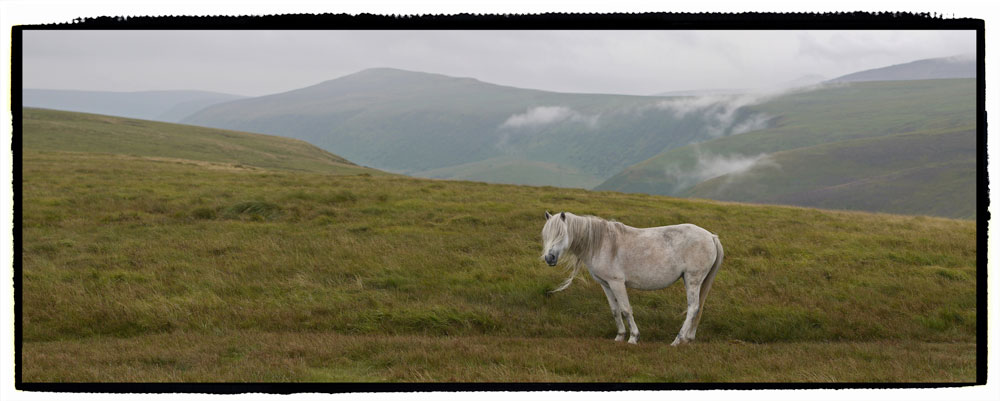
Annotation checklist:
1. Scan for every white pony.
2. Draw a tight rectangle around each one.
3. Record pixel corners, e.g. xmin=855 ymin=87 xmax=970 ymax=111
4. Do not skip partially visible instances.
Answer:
xmin=541 ymin=211 xmax=723 ymax=345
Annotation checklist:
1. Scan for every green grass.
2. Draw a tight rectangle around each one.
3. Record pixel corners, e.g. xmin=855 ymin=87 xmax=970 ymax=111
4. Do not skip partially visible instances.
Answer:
xmin=23 ymin=333 xmax=975 ymax=382
xmin=21 ymin=148 xmax=977 ymax=382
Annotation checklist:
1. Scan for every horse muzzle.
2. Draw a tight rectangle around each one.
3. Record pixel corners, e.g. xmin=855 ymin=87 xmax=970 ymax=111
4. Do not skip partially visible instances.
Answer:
xmin=544 ymin=254 xmax=558 ymax=266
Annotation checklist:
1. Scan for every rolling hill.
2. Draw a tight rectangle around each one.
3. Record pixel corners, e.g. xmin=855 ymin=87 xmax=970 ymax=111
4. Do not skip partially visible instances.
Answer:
xmin=684 ymin=127 xmax=976 ymax=219
xmin=179 ymin=65 xmax=977 ymax=219
xmin=21 ymin=108 xmax=383 ymax=175
xmin=22 ymin=89 xmax=246 ymax=123
xmin=182 ymin=68 xmax=774 ymax=188
xmin=595 ymin=79 xmax=977 ymax=219
xmin=19 ymin=107 xmax=977 ymax=382
xmin=828 ymin=55 xmax=975 ymax=83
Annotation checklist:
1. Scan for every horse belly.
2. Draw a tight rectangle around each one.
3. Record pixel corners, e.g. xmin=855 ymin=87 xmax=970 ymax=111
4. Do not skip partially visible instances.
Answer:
xmin=622 ymin=253 xmax=685 ymax=290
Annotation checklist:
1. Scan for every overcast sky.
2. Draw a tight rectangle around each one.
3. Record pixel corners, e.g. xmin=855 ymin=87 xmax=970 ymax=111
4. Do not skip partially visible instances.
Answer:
xmin=22 ymin=30 xmax=976 ymax=97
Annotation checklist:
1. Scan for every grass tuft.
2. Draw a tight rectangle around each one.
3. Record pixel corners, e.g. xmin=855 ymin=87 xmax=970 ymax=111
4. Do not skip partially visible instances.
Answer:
xmin=224 ymin=201 xmax=283 ymax=221
xmin=190 ymin=207 xmax=217 ymax=220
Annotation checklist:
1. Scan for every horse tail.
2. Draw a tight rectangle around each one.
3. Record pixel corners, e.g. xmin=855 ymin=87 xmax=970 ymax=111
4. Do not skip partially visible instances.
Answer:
xmin=694 ymin=235 xmax=723 ymax=327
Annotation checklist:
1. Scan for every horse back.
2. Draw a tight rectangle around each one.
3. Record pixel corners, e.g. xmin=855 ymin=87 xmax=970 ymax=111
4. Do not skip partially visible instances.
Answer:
xmin=615 ymin=223 xmax=717 ymax=290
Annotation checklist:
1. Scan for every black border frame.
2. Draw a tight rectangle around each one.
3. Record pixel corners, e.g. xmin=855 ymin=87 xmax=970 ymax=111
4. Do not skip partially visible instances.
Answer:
xmin=11 ymin=12 xmax=988 ymax=393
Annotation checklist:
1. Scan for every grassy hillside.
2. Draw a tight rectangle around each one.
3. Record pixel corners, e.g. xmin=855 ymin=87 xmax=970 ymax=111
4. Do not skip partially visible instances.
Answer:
xmin=21 ymin=132 xmax=977 ymax=381
xmin=182 ymin=68 xmax=770 ymax=185
xmin=23 ymin=89 xmax=246 ymax=123
xmin=22 ymin=108 xmax=384 ymax=176
xmin=596 ymin=79 xmax=976 ymax=218
xmin=414 ymin=156 xmax=605 ymax=189
xmin=685 ymin=127 xmax=976 ymax=219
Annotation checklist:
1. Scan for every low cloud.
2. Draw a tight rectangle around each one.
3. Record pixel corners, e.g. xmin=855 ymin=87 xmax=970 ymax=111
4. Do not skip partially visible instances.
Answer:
xmin=655 ymin=93 xmax=773 ymax=137
xmin=666 ymin=147 xmax=779 ymax=193
xmin=500 ymin=106 xmax=599 ymax=129
xmin=729 ymin=113 xmax=772 ymax=136
xmin=691 ymin=152 xmax=776 ymax=181
xmin=945 ymin=53 xmax=975 ymax=63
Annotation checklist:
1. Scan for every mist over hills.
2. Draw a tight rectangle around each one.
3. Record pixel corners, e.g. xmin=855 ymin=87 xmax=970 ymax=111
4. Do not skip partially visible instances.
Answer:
xmin=685 ymin=127 xmax=976 ymax=219
xmin=24 ymin=54 xmax=977 ymax=218
xmin=183 ymin=67 xmax=773 ymax=188
xmin=182 ymin=61 xmax=976 ymax=218
xmin=22 ymin=89 xmax=246 ymax=123
xmin=652 ymin=74 xmax=827 ymax=97
xmin=597 ymin=78 xmax=976 ymax=219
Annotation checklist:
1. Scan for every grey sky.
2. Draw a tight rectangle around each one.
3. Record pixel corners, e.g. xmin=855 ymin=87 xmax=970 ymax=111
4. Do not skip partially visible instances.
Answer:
xmin=22 ymin=30 xmax=976 ymax=97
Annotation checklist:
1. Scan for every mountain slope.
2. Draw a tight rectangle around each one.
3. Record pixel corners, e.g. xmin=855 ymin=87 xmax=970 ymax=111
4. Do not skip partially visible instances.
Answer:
xmin=182 ymin=68 xmax=773 ymax=185
xmin=415 ymin=156 xmax=605 ymax=189
xmin=828 ymin=55 xmax=974 ymax=83
xmin=22 ymin=108 xmax=383 ymax=176
xmin=684 ymin=127 xmax=976 ymax=219
xmin=596 ymin=79 xmax=976 ymax=218
xmin=22 ymin=89 xmax=246 ymax=122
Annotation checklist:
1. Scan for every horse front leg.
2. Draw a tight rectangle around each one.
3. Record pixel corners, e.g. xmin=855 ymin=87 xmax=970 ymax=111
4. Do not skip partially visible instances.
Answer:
xmin=607 ymin=280 xmax=639 ymax=344
xmin=599 ymin=281 xmax=626 ymax=342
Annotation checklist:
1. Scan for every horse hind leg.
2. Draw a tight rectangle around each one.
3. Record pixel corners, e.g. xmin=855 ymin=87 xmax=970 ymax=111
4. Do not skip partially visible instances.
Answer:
xmin=607 ymin=281 xmax=639 ymax=344
xmin=672 ymin=273 xmax=702 ymax=346
xmin=683 ymin=236 xmax=723 ymax=345
xmin=599 ymin=281 xmax=626 ymax=342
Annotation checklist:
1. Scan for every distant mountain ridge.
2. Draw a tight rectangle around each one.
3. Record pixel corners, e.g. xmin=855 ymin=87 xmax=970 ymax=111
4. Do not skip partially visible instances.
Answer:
xmin=180 ymin=63 xmax=977 ymax=218
xmin=652 ymin=75 xmax=827 ymax=97
xmin=828 ymin=55 xmax=974 ymax=83
xmin=183 ymin=67 xmax=773 ymax=188
xmin=22 ymin=89 xmax=247 ymax=123
xmin=653 ymin=88 xmax=750 ymax=97
xmin=28 ymin=55 xmax=974 ymax=218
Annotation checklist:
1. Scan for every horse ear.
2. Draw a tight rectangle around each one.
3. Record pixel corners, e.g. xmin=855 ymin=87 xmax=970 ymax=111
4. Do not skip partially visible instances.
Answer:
xmin=544 ymin=211 xmax=552 ymax=220
xmin=560 ymin=212 xmax=565 ymax=221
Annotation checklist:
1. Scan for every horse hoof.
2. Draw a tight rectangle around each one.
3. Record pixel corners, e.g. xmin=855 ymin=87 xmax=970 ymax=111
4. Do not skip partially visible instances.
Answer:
xmin=614 ymin=334 xmax=625 ymax=342
xmin=628 ymin=339 xmax=638 ymax=345
xmin=671 ymin=337 xmax=692 ymax=346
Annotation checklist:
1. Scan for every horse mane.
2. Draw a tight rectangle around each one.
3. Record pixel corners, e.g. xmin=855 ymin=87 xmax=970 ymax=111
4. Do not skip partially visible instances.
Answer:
xmin=566 ymin=213 xmax=624 ymax=262
xmin=547 ymin=213 xmax=626 ymax=293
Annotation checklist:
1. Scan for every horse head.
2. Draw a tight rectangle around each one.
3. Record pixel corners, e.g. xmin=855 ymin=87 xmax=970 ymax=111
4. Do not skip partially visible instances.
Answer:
xmin=541 ymin=211 xmax=568 ymax=266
